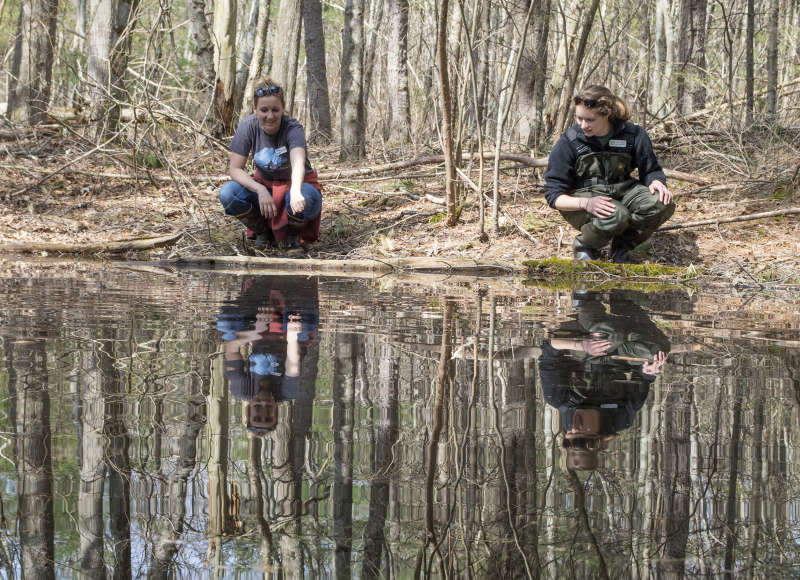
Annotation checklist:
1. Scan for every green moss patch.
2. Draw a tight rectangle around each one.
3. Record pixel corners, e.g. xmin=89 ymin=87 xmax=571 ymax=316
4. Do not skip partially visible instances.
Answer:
xmin=522 ymin=258 xmax=692 ymax=288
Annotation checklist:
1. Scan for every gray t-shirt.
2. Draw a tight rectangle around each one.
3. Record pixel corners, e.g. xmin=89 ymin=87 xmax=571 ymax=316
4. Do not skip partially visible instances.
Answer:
xmin=229 ymin=114 xmax=313 ymax=181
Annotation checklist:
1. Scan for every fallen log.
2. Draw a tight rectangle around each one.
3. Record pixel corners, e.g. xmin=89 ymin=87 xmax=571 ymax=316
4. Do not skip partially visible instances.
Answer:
xmin=659 ymin=207 xmax=800 ymax=231
xmin=174 ymin=254 xmax=521 ymax=276
xmin=0 ymin=231 xmax=184 ymax=254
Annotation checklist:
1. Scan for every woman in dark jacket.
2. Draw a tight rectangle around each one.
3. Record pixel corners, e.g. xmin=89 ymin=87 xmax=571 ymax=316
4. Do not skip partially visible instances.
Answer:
xmin=543 ymin=85 xmax=675 ymax=262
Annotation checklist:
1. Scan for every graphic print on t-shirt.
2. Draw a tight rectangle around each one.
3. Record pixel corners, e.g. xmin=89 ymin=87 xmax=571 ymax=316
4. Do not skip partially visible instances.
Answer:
xmin=254 ymin=146 xmax=288 ymax=174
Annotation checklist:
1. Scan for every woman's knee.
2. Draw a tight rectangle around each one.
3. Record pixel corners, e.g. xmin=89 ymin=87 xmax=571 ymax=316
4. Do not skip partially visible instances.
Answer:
xmin=218 ymin=181 xmax=252 ymax=216
xmin=290 ymin=183 xmax=322 ymax=221
xmin=593 ymin=203 xmax=630 ymax=236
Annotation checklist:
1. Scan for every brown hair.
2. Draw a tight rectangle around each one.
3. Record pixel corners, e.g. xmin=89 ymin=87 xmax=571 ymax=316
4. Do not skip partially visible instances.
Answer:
xmin=573 ymin=85 xmax=631 ymax=122
xmin=253 ymin=77 xmax=285 ymax=109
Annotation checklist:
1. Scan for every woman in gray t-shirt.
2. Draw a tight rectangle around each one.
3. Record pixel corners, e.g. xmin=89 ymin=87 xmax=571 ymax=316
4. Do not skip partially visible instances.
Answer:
xmin=218 ymin=77 xmax=323 ymax=254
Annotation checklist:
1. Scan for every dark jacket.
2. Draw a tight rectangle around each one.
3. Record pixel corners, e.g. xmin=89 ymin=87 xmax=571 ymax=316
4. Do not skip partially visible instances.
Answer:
xmin=543 ymin=120 xmax=667 ymax=208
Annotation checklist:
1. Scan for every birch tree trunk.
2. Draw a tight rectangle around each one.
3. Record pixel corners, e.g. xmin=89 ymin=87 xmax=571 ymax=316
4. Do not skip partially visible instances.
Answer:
xmin=340 ymin=0 xmax=366 ymax=159
xmin=212 ymin=0 xmax=237 ymax=135
xmin=7 ymin=0 xmax=58 ymax=123
xmin=270 ymin=0 xmax=304 ymax=115
xmin=386 ymin=0 xmax=411 ymax=143
xmin=304 ymin=0 xmax=333 ymax=143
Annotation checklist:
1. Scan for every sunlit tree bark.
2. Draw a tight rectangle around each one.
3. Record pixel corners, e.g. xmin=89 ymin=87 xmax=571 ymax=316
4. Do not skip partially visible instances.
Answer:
xmin=243 ymin=0 xmax=271 ymax=106
xmin=270 ymin=0 xmax=303 ymax=115
xmin=766 ymin=0 xmax=779 ymax=120
xmin=212 ymin=0 xmax=237 ymax=135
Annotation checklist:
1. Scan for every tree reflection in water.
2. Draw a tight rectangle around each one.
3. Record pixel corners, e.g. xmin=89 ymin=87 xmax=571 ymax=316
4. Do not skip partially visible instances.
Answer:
xmin=0 ymin=272 xmax=797 ymax=578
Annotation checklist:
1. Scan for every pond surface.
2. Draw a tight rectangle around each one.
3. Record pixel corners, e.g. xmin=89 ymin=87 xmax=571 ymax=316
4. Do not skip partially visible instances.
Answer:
xmin=0 ymin=263 xmax=798 ymax=578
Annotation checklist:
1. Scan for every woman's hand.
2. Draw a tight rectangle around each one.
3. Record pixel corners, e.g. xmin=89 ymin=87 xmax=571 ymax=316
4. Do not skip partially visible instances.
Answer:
xmin=649 ymin=180 xmax=673 ymax=205
xmin=582 ymin=195 xmax=616 ymax=218
xmin=289 ymin=187 xmax=306 ymax=215
xmin=642 ymin=351 xmax=668 ymax=375
xmin=257 ymin=186 xmax=276 ymax=219
xmin=581 ymin=337 xmax=611 ymax=356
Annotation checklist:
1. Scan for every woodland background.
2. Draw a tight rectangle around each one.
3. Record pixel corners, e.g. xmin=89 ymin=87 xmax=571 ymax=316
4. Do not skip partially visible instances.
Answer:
xmin=1 ymin=0 xmax=800 ymax=266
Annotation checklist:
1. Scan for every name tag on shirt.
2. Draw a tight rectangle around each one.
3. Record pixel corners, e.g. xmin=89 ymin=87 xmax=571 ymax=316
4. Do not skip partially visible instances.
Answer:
xmin=609 ymin=139 xmax=627 ymax=148
xmin=275 ymin=146 xmax=288 ymax=155
xmin=600 ymin=403 xmax=619 ymax=409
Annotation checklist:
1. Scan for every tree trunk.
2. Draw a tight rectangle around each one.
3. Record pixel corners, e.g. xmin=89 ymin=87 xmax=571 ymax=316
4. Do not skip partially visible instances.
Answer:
xmin=675 ymin=0 xmax=693 ymax=115
xmin=243 ymin=0 xmax=271 ymax=110
xmin=690 ymin=0 xmax=707 ymax=110
xmin=362 ymin=0 xmax=384 ymax=108
xmin=78 ymin=341 xmax=108 ymax=578
xmin=7 ymin=0 xmax=58 ymax=123
xmin=515 ymin=0 xmax=543 ymax=148
xmin=766 ymin=0 xmax=779 ymax=120
xmin=652 ymin=0 xmax=674 ymax=116
xmin=332 ymin=333 xmax=357 ymax=578
xmin=386 ymin=0 xmax=411 ymax=143
xmin=212 ymin=0 xmax=237 ymax=135
xmin=340 ymin=0 xmax=366 ymax=160
xmin=554 ymin=0 xmax=600 ymax=141
xmin=745 ymin=0 xmax=754 ymax=124
xmin=303 ymin=0 xmax=333 ymax=143
xmin=270 ymin=0 xmax=304 ymax=115
xmin=86 ymin=0 xmax=138 ymax=139
xmin=188 ymin=0 xmax=216 ymax=119
xmin=234 ymin=0 xmax=260 ymax=113
xmin=361 ymin=342 xmax=399 ymax=579
xmin=13 ymin=341 xmax=55 ymax=580
xmin=437 ymin=0 xmax=459 ymax=226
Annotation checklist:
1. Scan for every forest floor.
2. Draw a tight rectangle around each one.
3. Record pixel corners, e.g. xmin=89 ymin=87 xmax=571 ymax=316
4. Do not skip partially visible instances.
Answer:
xmin=1 ymin=122 xmax=799 ymax=285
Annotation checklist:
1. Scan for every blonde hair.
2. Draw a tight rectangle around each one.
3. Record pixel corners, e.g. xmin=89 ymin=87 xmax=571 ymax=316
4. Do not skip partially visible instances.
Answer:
xmin=573 ymin=85 xmax=631 ymax=122
xmin=253 ymin=77 xmax=285 ymax=108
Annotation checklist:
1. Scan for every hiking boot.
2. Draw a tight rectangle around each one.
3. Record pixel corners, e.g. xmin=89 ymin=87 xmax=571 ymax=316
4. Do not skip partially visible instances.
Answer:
xmin=234 ymin=207 xmax=273 ymax=249
xmin=284 ymin=228 xmax=305 ymax=257
xmin=573 ymin=236 xmax=599 ymax=261
xmin=573 ymin=224 xmax=610 ymax=261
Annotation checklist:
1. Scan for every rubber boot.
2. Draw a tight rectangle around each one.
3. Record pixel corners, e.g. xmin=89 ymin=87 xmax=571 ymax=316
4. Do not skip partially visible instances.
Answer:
xmin=573 ymin=224 xmax=610 ymax=261
xmin=609 ymin=229 xmax=641 ymax=263
xmin=235 ymin=207 xmax=272 ymax=249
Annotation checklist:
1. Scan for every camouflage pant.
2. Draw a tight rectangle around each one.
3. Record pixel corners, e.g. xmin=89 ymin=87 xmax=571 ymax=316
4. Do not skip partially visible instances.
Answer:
xmin=559 ymin=179 xmax=675 ymax=241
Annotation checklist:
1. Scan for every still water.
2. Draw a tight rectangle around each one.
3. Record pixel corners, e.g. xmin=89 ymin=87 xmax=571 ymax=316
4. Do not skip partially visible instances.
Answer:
xmin=0 ymin=263 xmax=798 ymax=578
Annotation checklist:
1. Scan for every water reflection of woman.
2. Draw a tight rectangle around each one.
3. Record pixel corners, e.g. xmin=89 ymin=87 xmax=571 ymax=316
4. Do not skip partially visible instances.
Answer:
xmin=217 ymin=277 xmax=319 ymax=435
xmin=539 ymin=291 xmax=671 ymax=471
